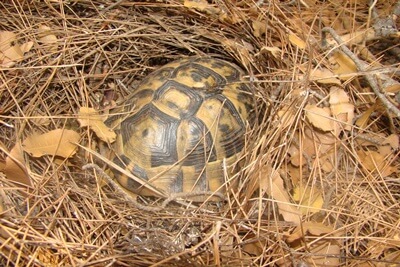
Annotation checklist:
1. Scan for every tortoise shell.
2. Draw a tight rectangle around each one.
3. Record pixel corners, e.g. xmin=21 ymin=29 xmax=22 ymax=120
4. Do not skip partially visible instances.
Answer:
xmin=108 ymin=57 xmax=253 ymax=200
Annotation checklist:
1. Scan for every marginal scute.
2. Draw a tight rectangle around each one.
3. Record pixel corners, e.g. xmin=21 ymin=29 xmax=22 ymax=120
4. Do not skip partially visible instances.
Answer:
xmin=107 ymin=57 xmax=253 ymax=201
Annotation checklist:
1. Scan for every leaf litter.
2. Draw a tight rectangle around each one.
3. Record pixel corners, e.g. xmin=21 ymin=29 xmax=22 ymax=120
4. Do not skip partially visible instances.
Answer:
xmin=0 ymin=0 xmax=399 ymax=266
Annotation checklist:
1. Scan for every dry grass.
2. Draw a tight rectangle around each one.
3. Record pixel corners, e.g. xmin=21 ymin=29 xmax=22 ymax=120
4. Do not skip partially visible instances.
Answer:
xmin=1 ymin=0 xmax=399 ymax=266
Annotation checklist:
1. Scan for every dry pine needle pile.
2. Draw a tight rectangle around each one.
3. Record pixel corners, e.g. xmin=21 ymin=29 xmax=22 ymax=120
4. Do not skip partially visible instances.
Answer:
xmin=0 ymin=0 xmax=400 ymax=266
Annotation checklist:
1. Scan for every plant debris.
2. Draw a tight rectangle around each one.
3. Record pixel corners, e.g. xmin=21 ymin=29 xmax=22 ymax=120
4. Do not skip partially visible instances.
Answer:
xmin=0 ymin=0 xmax=399 ymax=266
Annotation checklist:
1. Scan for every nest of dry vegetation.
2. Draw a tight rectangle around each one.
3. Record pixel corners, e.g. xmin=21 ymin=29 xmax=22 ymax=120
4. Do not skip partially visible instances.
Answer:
xmin=1 ymin=0 xmax=400 ymax=266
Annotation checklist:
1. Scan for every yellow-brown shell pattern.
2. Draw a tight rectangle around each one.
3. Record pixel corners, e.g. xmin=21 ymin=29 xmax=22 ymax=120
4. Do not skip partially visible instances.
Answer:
xmin=108 ymin=57 xmax=254 ymax=200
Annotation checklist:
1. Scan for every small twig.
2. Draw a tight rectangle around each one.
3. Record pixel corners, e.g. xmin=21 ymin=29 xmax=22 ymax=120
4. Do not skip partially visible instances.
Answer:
xmin=322 ymin=27 xmax=400 ymax=118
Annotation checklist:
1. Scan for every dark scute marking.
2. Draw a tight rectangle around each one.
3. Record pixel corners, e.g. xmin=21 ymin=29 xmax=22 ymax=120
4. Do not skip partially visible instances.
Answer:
xmin=200 ymin=58 xmax=241 ymax=82
xmin=114 ymin=154 xmax=131 ymax=168
xmin=119 ymin=104 xmax=179 ymax=168
xmin=125 ymin=164 xmax=149 ymax=191
xmin=148 ymin=105 xmax=180 ymax=168
xmin=211 ymin=95 xmax=247 ymax=158
xmin=133 ymin=88 xmax=155 ymax=99
xmin=167 ymin=100 xmax=179 ymax=110
xmin=171 ymin=170 xmax=184 ymax=193
xmin=153 ymin=80 xmax=203 ymax=117
xmin=182 ymin=117 xmax=217 ymax=166
xmin=214 ymin=94 xmax=245 ymax=128
xmin=142 ymin=128 xmax=148 ymax=138
xmin=192 ymin=168 xmax=208 ymax=192
xmin=219 ymin=124 xmax=230 ymax=133
xmin=141 ymin=67 xmax=175 ymax=84
xmin=132 ymin=164 xmax=148 ymax=180
xmin=171 ymin=61 xmax=227 ymax=89
xmin=239 ymin=83 xmax=252 ymax=93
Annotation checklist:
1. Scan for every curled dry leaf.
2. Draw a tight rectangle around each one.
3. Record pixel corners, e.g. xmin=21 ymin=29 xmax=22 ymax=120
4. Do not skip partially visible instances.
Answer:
xmin=78 ymin=107 xmax=116 ymax=143
xmin=22 ymin=129 xmax=80 ymax=158
xmin=305 ymin=104 xmax=334 ymax=132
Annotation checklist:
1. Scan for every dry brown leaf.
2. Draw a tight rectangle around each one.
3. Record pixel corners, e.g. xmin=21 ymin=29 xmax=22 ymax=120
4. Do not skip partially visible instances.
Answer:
xmin=20 ymin=41 xmax=34 ymax=54
xmin=22 ymin=129 xmax=80 ymax=158
xmin=252 ymin=20 xmax=265 ymax=37
xmin=355 ymin=106 xmax=374 ymax=129
xmin=184 ymin=0 xmax=220 ymax=16
xmin=286 ymin=222 xmax=336 ymax=243
xmin=3 ymin=143 xmax=31 ymax=187
xmin=258 ymin=46 xmax=281 ymax=59
xmin=305 ymin=104 xmax=334 ymax=132
xmin=385 ymin=83 xmax=400 ymax=94
xmin=0 ymin=31 xmax=23 ymax=67
xmin=184 ymin=0 xmax=209 ymax=10
xmin=277 ymin=106 xmax=296 ymax=129
xmin=309 ymin=68 xmax=341 ymax=85
xmin=288 ymin=33 xmax=306 ymax=49
xmin=38 ymin=25 xmax=58 ymax=52
xmin=329 ymin=88 xmax=354 ymax=131
xmin=261 ymin=166 xmax=301 ymax=225
xmin=384 ymin=134 xmax=399 ymax=150
xmin=292 ymin=184 xmax=324 ymax=215
xmin=357 ymin=150 xmax=397 ymax=177
xmin=330 ymin=51 xmax=358 ymax=80
xmin=378 ymin=250 xmax=400 ymax=267
xmin=78 ymin=107 xmax=116 ymax=143
xmin=305 ymin=240 xmax=341 ymax=266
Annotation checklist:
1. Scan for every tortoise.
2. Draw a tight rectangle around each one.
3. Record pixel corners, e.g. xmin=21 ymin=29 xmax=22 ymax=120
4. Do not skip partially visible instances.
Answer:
xmin=107 ymin=57 xmax=254 ymax=201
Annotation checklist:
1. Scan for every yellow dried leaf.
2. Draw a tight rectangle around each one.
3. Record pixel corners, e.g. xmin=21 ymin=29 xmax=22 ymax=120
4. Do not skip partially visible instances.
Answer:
xmin=252 ymin=20 xmax=265 ymax=38
xmin=22 ymin=129 xmax=80 ymax=158
xmin=277 ymin=106 xmax=296 ymax=129
xmin=286 ymin=222 xmax=336 ymax=243
xmin=309 ymin=68 xmax=341 ymax=85
xmin=184 ymin=0 xmax=209 ymax=10
xmin=3 ymin=143 xmax=31 ymax=187
xmin=384 ymin=83 xmax=400 ymax=93
xmin=304 ymin=240 xmax=341 ymax=266
xmin=184 ymin=0 xmax=220 ymax=16
xmin=329 ymin=87 xmax=349 ymax=105
xmin=330 ymin=51 xmax=357 ymax=80
xmin=288 ymin=33 xmax=306 ymax=49
xmin=292 ymin=184 xmax=324 ymax=215
xmin=78 ymin=107 xmax=116 ymax=143
xmin=38 ymin=25 xmax=58 ymax=52
xmin=20 ymin=41 xmax=34 ymax=54
xmin=287 ymin=222 xmax=341 ymax=266
xmin=379 ymin=250 xmax=400 ymax=267
xmin=305 ymin=104 xmax=334 ymax=131
xmin=357 ymin=150 xmax=396 ymax=177
xmin=384 ymin=134 xmax=399 ymax=150
xmin=0 ymin=31 xmax=23 ymax=67
xmin=355 ymin=106 xmax=374 ymax=129
xmin=261 ymin=166 xmax=301 ymax=225
xmin=258 ymin=46 xmax=281 ymax=59
xmin=288 ymin=145 xmax=302 ymax=167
